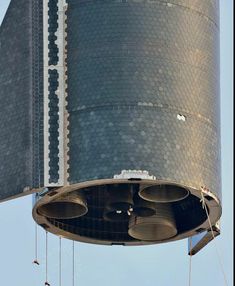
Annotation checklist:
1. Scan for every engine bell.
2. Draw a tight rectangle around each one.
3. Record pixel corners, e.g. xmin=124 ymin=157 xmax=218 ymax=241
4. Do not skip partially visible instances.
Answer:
xmin=132 ymin=193 xmax=156 ymax=217
xmin=128 ymin=203 xmax=177 ymax=241
xmin=37 ymin=192 xmax=88 ymax=219
xmin=139 ymin=184 xmax=189 ymax=203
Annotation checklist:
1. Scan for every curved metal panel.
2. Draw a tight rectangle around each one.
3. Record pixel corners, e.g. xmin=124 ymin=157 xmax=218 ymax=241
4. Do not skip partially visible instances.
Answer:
xmin=67 ymin=0 xmax=221 ymax=199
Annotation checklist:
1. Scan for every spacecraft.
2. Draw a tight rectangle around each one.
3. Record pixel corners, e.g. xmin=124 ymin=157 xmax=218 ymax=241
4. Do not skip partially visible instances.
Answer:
xmin=0 ymin=0 xmax=221 ymax=254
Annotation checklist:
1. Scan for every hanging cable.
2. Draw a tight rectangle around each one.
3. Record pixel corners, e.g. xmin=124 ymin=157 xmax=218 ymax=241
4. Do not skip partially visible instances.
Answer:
xmin=188 ymin=237 xmax=192 ymax=286
xmin=72 ymin=241 xmax=75 ymax=286
xmin=45 ymin=231 xmax=50 ymax=286
xmin=200 ymin=190 xmax=228 ymax=286
xmin=33 ymin=223 xmax=40 ymax=265
xmin=59 ymin=237 xmax=62 ymax=286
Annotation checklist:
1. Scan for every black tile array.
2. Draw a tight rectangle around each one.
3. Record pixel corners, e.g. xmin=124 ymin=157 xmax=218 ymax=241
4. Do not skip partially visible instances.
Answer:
xmin=48 ymin=0 xmax=59 ymax=66
xmin=32 ymin=0 xmax=44 ymax=187
xmin=48 ymin=69 xmax=60 ymax=183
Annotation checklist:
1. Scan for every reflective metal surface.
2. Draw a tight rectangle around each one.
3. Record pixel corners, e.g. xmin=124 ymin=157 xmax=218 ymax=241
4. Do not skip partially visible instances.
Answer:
xmin=128 ymin=204 xmax=177 ymax=241
xmin=38 ymin=192 xmax=88 ymax=219
xmin=132 ymin=193 xmax=156 ymax=217
xmin=139 ymin=184 xmax=189 ymax=203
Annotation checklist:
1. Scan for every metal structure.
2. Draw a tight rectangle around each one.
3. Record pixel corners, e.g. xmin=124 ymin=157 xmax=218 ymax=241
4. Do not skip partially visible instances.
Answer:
xmin=0 ymin=0 xmax=221 ymax=253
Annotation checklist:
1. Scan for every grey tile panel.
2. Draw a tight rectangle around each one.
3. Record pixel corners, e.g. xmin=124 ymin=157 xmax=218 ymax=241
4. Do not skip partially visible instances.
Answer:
xmin=0 ymin=0 xmax=44 ymax=200
xmin=68 ymin=107 xmax=221 ymax=198
xmin=67 ymin=1 xmax=221 ymax=199
xmin=68 ymin=0 xmax=219 ymax=26
xmin=67 ymin=1 xmax=220 ymax=126
xmin=0 ymin=0 xmax=32 ymax=200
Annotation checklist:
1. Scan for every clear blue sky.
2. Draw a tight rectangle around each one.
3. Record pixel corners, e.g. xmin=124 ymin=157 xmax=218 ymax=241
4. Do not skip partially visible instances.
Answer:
xmin=0 ymin=1 xmax=233 ymax=285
